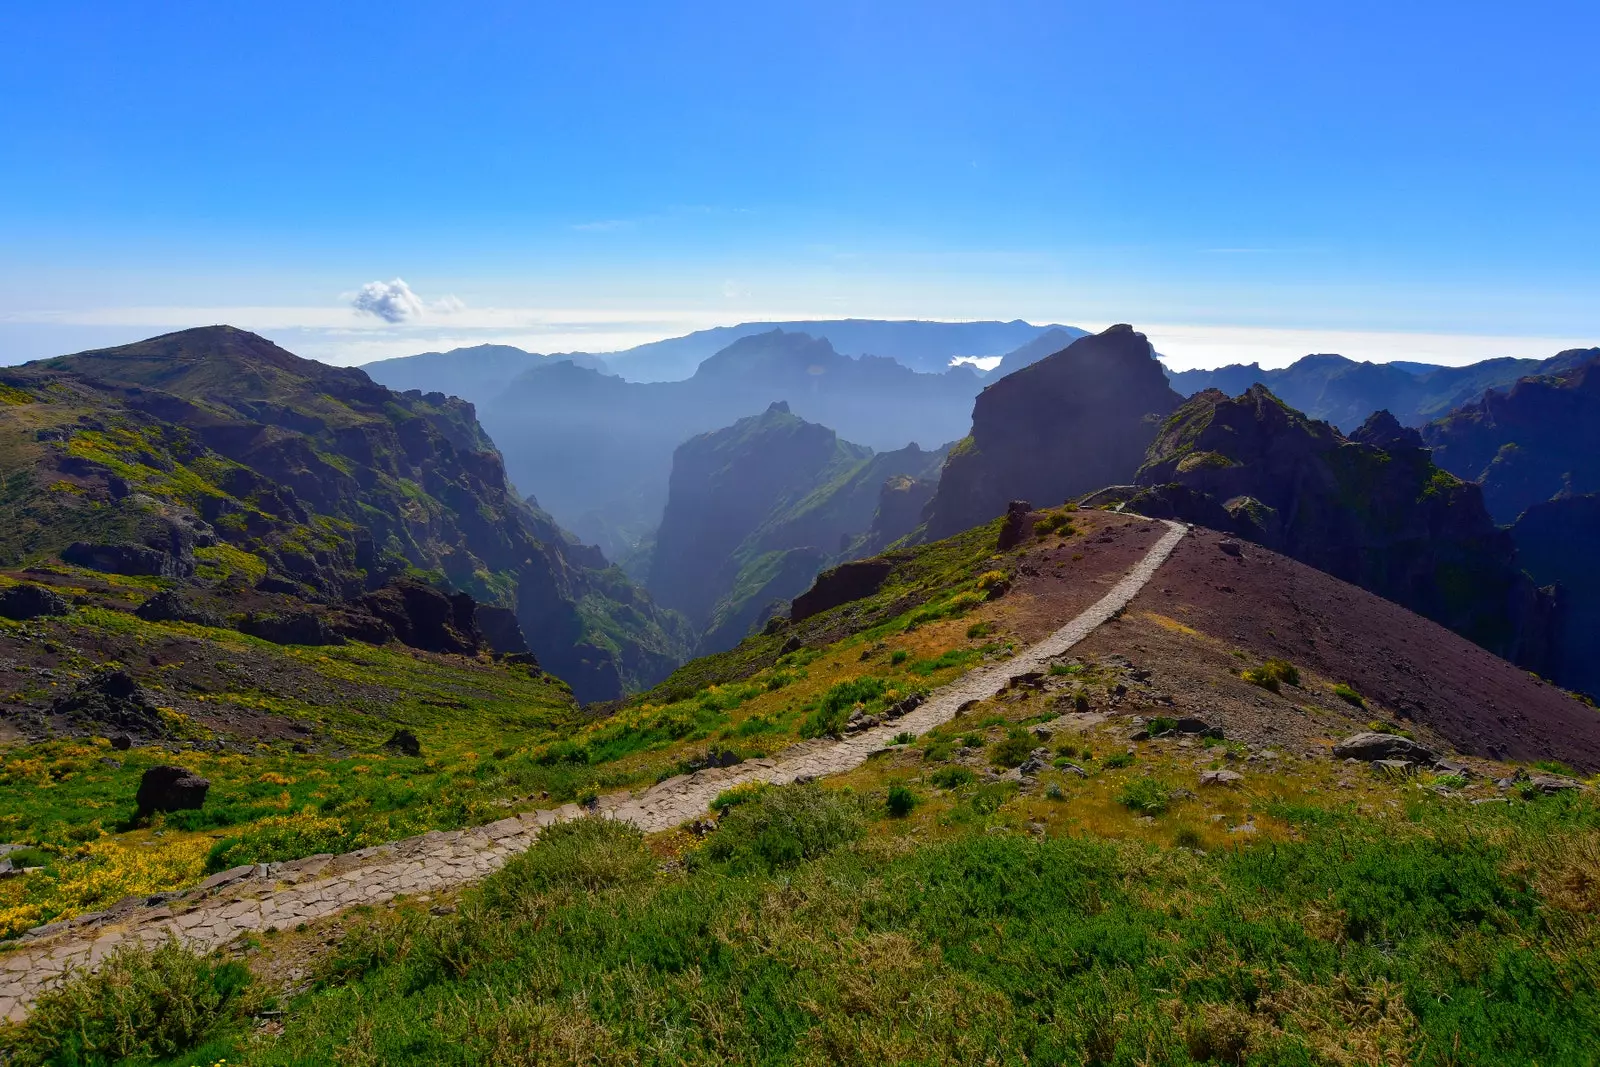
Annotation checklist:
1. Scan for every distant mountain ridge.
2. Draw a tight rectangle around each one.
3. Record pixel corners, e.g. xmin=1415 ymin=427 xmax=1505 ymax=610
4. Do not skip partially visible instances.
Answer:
xmin=1166 ymin=350 xmax=1589 ymax=431
xmin=362 ymin=344 xmax=611 ymax=409
xmin=601 ymin=318 xmax=1078 ymax=381
xmin=477 ymin=330 xmax=974 ymax=557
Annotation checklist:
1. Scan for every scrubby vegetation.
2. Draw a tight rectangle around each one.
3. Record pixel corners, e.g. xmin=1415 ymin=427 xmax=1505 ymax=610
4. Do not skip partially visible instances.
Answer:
xmin=4 ymin=938 xmax=255 ymax=1066
xmin=1241 ymin=657 xmax=1301 ymax=693
xmin=33 ymin=779 xmax=1595 ymax=1066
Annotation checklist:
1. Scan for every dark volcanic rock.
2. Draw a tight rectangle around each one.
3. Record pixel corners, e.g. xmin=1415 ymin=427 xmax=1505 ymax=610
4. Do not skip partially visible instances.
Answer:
xmin=791 ymin=559 xmax=894 ymax=622
xmin=238 ymin=611 xmax=347 ymax=647
xmin=1126 ymin=385 xmax=1559 ymax=671
xmin=1333 ymin=732 xmax=1439 ymax=764
xmin=1348 ymin=409 xmax=1425 ymax=451
xmin=922 ymin=325 xmax=1182 ymax=540
xmin=0 ymin=583 xmax=70 ymax=620
xmin=62 ymin=540 xmax=194 ymax=579
xmin=383 ymin=728 xmax=422 ymax=757
xmin=51 ymin=669 xmax=166 ymax=739
xmin=476 ymin=605 xmax=530 ymax=656
xmin=995 ymin=500 xmax=1035 ymax=551
xmin=136 ymin=765 xmax=210 ymax=815
xmin=358 ymin=579 xmax=482 ymax=655
xmin=865 ymin=473 xmax=937 ymax=550
xmin=134 ymin=590 xmax=221 ymax=627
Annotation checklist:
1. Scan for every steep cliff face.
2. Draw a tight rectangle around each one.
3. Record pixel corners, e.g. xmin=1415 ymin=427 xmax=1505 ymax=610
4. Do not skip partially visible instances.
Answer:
xmin=647 ymin=403 xmax=945 ymax=652
xmin=1423 ymin=352 xmax=1600 ymax=524
xmin=922 ymin=324 xmax=1182 ymax=541
xmin=1511 ymin=494 xmax=1600 ymax=698
xmin=0 ymin=327 xmax=690 ymax=701
xmin=1125 ymin=385 xmax=1558 ymax=671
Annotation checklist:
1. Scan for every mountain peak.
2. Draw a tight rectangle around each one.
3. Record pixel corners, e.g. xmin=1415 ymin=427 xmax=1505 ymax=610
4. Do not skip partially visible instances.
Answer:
xmin=766 ymin=400 xmax=791 ymax=414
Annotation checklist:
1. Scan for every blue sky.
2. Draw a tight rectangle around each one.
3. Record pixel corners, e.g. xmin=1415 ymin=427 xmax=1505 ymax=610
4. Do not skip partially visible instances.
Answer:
xmin=2 ymin=0 xmax=1597 ymax=369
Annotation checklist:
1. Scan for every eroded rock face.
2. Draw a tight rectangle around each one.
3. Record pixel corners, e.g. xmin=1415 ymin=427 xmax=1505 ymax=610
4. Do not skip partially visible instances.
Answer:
xmin=791 ymin=560 xmax=894 ymax=622
xmin=134 ymin=590 xmax=220 ymax=627
xmin=0 ymin=584 xmax=69 ymax=621
xmin=922 ymin=324 xmax=1182 ymax=540
xmin=358 ymin=580 xmax=482 ymax=656
xmin=1332 ymin=732 xmax=1439 ymax=764
xmin=135 ymin=765 xmax=209 ymax=815
xmin=996 ymin=500 xmax=1035 ymax=551
xmin=1127 ymin=385 xmax=1560 ymax=672
xmin=51 ymin=669 xmax=166 ymax=740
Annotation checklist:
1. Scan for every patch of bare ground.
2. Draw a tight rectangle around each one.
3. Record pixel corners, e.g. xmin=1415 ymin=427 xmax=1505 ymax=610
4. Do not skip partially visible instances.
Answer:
xmin=1068 ymin=524 xmax=1600 ymax=772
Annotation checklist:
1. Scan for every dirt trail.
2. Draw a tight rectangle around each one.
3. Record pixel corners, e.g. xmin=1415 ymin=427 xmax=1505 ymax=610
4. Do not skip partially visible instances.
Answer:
xmin=0 ymin=520 xmax=1186 ymax=1022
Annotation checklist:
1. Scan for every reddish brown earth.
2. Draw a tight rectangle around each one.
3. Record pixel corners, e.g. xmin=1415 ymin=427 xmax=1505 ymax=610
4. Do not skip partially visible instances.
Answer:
xmin=996 ymin=511 xmax=1171 ymax=641
xmin=1055 ymin=523 xmax=1600 ymax=772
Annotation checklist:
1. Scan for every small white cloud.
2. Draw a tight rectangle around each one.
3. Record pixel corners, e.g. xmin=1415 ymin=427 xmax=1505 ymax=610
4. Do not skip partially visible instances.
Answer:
xmin=431 ymin=294 xmax=466 ymax=315
xmin=350 ymin=278 xmax=426 ymax=323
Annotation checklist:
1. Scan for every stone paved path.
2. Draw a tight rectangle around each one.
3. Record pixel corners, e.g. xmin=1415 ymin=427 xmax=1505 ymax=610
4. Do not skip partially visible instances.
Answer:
xmin=0 ymin=520 xmax=1185 ymax=1022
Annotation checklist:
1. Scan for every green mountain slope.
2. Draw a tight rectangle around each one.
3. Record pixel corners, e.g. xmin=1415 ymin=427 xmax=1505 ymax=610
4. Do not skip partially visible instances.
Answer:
xmin=0 ymin=326 xmax=690 ymax=700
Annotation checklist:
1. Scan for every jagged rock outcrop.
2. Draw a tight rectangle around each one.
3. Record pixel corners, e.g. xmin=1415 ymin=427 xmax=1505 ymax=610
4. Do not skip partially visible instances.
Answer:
xmin=790 ymin=560 xmax=894 ymax=622
xmin=922 ymin=325 xmax=1181 ymax=540
xmin=1423 ymin=351 xmax=1600 ymax=523
xmin=1 ymin=326 xmax=690 ymax=701
xmin=134 ymin=590 xmax=221 ymax=627
xmin=357 ymin=579 xmax=482 ymax=656
xmin=1123 ymin=385 xmax=1559 ymax=670
xmin=862 ymin=474 xmax=937 ymax=552
xmin=50 ymin=669 xmax=166 ymax=741
xmin=0 ymin=584 xmax=69 ymax=621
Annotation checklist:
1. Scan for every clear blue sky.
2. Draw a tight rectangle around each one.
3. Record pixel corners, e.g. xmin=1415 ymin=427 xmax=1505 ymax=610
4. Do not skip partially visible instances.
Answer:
xmin=2 ymin=0 xmax=1597 ymax=368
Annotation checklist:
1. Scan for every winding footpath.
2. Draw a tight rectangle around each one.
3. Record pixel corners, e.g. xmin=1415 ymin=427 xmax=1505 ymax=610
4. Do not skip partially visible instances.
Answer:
xmin=0 ymin=520 xmax=1186 ymax=1022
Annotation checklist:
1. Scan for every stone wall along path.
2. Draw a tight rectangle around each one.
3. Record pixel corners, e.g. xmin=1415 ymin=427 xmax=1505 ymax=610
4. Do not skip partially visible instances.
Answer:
xmin=0 ymin=519 xmax=1186 ymax=1023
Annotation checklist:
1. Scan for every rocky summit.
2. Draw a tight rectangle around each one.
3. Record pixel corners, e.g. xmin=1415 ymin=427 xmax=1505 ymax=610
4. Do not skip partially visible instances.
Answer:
xmin=921 ymin=324 xmax=1182 ymax=540
xmin=1119 ymin=384 xmax=1559 ymax=671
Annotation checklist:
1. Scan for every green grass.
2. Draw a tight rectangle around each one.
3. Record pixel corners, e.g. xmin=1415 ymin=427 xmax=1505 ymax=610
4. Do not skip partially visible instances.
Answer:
xmin=161 ymin=781 xmax=1600 ymax=1066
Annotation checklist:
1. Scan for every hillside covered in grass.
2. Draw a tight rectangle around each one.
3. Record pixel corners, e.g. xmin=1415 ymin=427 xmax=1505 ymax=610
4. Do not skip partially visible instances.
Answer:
xmin=0 ymin=326 xmax=691 ymax=700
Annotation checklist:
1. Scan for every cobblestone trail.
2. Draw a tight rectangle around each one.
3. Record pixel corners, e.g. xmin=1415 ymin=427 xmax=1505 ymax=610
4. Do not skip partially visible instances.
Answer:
xmin=0 ymin=520 xmax=1185 ymax=1022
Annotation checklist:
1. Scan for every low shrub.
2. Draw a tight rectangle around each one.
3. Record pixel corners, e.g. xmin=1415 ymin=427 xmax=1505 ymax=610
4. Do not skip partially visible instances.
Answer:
xmin=886 ymin=784 xmax=917 ymax=818
xmin=891 ymin=731 xmax=916 ymax=745
xmin=711 ymin=781 xmax=771 ymax=814
xmin=1146 ymin=715 xmax=1178 ymax=735
xmin=800 ymin=677 xmax=887 ymax=739
xmin=695 ymin=783 xmax=863 ymax=872
xmin=1118 ymin=777 xmax=1172 ymax=816
xmin=1242 ymin=658 xmax=1300 ymax=693
xmin=5 ymin=938 xmax=253 ymax=1066
xmin=1332 ymin=682 xmax=1365 ymax=707
xmin=966 ymin=621 xmax=994 ymax=639
xmin=478 ymin=816 xmax=654 ymax=912
xmin=930 ymin=765 xmax=976 ymax=789
xmin=989 ymin=727 xmax=1035 ymax=768
xmin=204 ymin=812 xmax=350 ymax=873
xmin=889 ymin=650 xmax=908 ymax=666
xmin=1104 ymin=752 xmax=1135 ymax=769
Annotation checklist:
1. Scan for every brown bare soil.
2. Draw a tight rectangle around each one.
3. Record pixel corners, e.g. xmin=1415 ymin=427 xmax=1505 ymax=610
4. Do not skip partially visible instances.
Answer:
xmin=1057 ymin=523 xmax=1600 ymax=771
